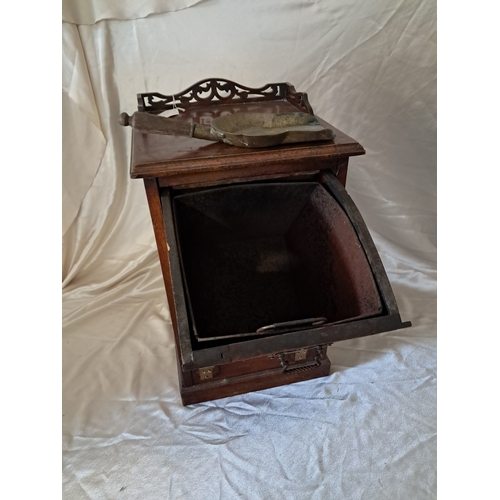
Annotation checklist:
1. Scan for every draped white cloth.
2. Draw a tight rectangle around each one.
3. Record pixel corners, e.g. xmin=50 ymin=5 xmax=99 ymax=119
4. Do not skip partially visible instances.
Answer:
xmin=62 ymin=0 xmax=203 ymax=25
xmin=62 ymin=1 xmax=436 ymax=498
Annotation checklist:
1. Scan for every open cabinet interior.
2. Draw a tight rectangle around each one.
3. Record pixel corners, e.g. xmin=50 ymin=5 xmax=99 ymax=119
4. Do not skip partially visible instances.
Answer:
xmin=171 ymin=181 xmax=383 ymax=344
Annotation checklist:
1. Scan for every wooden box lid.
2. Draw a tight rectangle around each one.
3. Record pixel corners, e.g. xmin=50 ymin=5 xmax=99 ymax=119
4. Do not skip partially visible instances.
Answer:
xmin=128 ymin=79 xmax=365 ymax=187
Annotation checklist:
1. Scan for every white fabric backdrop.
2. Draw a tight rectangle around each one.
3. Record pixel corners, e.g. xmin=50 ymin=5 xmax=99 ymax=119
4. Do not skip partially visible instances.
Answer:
xmin=62 ymin=1 xmax=436 ymax=498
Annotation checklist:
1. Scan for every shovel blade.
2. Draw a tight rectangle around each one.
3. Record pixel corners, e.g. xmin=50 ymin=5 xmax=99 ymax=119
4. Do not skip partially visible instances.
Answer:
xmin=210 ymin=112 xmax=335 ymax=148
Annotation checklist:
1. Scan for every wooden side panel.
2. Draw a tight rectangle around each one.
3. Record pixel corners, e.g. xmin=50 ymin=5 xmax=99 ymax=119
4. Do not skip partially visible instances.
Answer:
xmin=143 ymin=178 xmax=193 ymax=387
xmin=144 ymin=178 xmax=177 ymax=329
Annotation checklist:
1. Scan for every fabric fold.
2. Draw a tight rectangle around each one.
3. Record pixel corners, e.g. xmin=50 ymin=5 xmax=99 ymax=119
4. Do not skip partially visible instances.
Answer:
xmin=62 ymin=0 xmax=204 ymax=25
xmin=62 ymin=23 xmax=106 ymax=235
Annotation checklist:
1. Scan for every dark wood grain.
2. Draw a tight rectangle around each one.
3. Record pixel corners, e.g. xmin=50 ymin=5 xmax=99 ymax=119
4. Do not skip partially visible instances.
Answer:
xmin=143 ymin=178 xmax=193 ymax=386
xmin=181 ymin=357 xmax=331 ymax=405
xmin=156 ymin=158 xmax=331 ymax=189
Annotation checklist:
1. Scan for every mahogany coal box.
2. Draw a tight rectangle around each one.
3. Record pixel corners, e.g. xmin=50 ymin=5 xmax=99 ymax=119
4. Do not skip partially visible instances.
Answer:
xmin=126 ymin=79 xmax=411 ymax=405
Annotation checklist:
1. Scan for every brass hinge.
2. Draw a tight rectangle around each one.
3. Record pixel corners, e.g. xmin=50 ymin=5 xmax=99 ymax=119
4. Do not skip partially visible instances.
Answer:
xmin=198 ymin=366 xmax=215 ymax=380
xmin=294 ymin=348 xmax=307 ymax=361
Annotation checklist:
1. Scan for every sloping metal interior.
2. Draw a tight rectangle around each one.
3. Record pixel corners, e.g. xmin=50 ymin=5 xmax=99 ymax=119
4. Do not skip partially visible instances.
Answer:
xmin=173 ymin=182 xmax=382 ymax=341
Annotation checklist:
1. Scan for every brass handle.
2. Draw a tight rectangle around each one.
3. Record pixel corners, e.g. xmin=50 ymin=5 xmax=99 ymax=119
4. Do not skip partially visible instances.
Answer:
xmin=256 ymin=317 xmax=327 ymax=334
xmin=278 ymin=346 xmax=324 ymax=374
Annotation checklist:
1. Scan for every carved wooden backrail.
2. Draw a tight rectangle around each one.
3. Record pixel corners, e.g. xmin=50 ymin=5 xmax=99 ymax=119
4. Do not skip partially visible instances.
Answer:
xmin=136 ymin=78 xmax=314 ymax=115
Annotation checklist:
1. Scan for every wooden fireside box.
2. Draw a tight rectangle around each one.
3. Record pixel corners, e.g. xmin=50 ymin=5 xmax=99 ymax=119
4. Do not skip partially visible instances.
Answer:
xmin=127 ymin=79 xmax=410 ymax=405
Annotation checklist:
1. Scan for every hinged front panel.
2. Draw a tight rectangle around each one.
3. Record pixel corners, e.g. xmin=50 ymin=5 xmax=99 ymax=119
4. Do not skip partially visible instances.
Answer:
xmin=161 ymin=171 xmax=410 ymax=371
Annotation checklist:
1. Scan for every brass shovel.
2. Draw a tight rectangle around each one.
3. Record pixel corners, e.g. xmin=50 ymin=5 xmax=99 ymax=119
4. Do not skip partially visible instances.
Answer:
xmin=119 ymin=111 xmax=334 ymax=148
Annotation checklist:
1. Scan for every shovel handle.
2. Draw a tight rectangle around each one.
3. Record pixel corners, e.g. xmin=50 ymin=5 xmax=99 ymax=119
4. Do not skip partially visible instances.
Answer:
xmin=119 ymin=111 xmax=215 ymax=142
